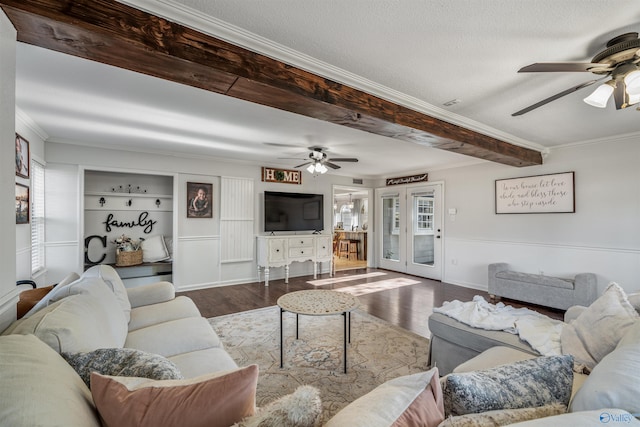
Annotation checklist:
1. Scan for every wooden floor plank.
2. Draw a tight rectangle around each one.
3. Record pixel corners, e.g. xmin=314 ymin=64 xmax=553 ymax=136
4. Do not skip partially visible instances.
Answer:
xmin=179 ymin=268 xmax=564 ymax=338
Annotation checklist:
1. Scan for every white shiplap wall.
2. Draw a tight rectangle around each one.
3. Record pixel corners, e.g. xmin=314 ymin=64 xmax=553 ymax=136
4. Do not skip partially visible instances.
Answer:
xmin=220 ymin=177 xmax=254 ymax=263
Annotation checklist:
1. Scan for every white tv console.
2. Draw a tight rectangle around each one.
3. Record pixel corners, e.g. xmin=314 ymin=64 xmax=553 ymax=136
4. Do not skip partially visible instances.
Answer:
xmin=256 ymin=234 xmax=333 ymax=286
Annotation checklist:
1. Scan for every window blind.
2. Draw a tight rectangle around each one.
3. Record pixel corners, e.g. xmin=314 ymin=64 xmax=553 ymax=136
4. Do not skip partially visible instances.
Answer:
xmin=31 ymin=160 xmax=45 ymax=275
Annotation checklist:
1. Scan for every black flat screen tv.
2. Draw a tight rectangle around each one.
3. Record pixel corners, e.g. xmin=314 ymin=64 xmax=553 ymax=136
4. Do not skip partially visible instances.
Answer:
xmin=264 ymin=191 xmax=324 ymax=232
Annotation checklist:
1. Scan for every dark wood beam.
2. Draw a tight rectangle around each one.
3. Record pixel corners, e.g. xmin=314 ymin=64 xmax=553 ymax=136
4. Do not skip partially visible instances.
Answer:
xmin=1 ymin=0 xmax=542 ymax=167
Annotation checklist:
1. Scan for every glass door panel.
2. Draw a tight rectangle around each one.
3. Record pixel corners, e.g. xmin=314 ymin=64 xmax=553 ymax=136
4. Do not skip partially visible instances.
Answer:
xmin=382 ymin=195 xmax=400 ymax=261
xmin=412 ymin=193 xmax=435 ymax=266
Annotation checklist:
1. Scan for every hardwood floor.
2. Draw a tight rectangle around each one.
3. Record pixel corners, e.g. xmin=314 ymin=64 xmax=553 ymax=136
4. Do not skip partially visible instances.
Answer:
xmin=179 ymin=268 xmax=564 ymax=338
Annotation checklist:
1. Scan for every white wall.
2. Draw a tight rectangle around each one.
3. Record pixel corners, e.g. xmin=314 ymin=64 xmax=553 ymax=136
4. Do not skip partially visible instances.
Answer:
xmin=0 ymin=11 xmax=17 ymax=331
xmin=45 ymin=142 xmax=374 ymax=290
xmin=15 ymin=114 xmax=47 ymax=285
xmin=425 ymin=137 xmax=640 ymax=294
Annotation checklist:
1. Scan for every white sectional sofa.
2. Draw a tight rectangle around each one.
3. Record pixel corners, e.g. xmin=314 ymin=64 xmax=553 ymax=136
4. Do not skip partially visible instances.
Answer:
xmin=428 ymin=282 xmax=640 ymax=426
xmin=0 ymin=265 xmax=243 ymax=426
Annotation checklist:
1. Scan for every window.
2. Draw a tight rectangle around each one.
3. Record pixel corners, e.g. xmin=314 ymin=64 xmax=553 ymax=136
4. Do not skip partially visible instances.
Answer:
xmin=31 ymin=159 xmax=45 ymax=275
xmin=415 ymin=196 xmax=434 ymax=234
xmin=392 ymin=197 xmax=400 ymax=234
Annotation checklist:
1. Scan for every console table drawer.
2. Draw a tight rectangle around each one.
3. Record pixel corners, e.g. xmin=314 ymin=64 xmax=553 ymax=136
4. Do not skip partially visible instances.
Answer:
xmin=289 ymin=247 xmax=314 ymax=258
xmin=267 ymin=239 xmax=287 ymax=262
xmin=288 ymin=238 xmax=314 ymax=248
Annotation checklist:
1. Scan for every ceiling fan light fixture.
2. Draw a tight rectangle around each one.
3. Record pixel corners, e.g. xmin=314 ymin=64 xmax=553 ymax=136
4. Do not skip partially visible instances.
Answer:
xmin=624 ymin=70 xmax=640 ymax=96
xmin=317 ymin=163 xmax=328 ymax=174
xmin=306 ymin=164 xmax=315 ymax=173
xmin=583 ymin=82 xmax=615 ymax=108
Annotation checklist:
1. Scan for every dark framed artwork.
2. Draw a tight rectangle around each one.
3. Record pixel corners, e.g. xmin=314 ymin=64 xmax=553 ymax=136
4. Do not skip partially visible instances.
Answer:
xmin=16 ymin=183 xmax=29 ymax=224
xmin=15 ymin=134 xmax=30 ymax=178
xmin=495 ymin=171 xmax=575 ymax=214
xmin=187 ymin=182 xmax=213 ymax=218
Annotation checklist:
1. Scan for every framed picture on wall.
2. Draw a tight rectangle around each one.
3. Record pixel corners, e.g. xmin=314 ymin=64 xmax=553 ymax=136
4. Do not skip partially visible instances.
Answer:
xmin=16 ymin=183 xmax=29 ymax=224
xmin=15 ymin=134 xmax=30 ymax=178
xmin=187 ymin=182 xmax=213 ymax=218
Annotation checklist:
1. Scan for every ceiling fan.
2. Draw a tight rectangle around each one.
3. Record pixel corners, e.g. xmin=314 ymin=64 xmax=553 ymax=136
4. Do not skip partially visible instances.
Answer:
xmin=513 ymin=32 xmax=640 ymax=116
xmin=291 ymin=147 xmax=358 ymax=174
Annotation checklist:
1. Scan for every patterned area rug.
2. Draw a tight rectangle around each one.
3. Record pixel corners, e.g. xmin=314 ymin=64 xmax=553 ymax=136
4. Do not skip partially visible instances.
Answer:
xmin=209 ymin=306 xmax=430 ymax=422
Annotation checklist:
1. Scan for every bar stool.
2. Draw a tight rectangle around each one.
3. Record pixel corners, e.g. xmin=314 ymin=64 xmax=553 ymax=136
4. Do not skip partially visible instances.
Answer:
xmin=338 ymin=240 xmax=350 ymax=258
xmin=348 ymin=240 xmax=359 ymax=261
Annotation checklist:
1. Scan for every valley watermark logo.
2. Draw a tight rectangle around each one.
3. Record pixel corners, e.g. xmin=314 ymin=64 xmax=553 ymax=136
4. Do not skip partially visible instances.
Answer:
xmin=600 ymin=411 xmax=640 ymax=423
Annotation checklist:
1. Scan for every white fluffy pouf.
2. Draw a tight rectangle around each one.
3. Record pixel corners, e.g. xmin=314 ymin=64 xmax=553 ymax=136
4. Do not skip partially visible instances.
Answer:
xmin=234 ymin=385 xmax=322 ymax=427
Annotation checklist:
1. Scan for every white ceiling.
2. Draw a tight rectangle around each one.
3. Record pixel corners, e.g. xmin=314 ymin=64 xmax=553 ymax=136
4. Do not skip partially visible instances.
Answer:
xmin=14 ymin=0 xmax=640 ymax=179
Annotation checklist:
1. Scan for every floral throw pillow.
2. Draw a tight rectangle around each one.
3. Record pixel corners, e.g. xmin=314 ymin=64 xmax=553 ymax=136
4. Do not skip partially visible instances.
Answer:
xmin=62 ymin=348 xmax=183 ymax=388
xmin=442 ymin=355 xmax=573 ymax=417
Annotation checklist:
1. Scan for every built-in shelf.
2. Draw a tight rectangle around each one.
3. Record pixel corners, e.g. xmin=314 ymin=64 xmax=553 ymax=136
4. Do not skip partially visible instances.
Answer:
xmin=84 ymin=192 xmax=173 ymax=212
xmin=83 ymin=169 xmax=174 ymax=270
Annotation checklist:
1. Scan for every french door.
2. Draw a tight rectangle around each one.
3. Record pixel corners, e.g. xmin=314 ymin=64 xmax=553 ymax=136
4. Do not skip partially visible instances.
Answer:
xmin=376 ymin=183 xmax=442 ymax=280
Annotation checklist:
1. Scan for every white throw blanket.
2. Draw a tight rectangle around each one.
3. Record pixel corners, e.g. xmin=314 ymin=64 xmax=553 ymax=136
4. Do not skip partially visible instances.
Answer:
xmin=433 ymin=296 xmax=564 ymax=356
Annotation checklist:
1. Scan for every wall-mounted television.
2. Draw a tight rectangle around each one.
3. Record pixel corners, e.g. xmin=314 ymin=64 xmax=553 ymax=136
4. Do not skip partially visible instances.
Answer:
xmin=264 ymin=191 xmax=324 ymax=232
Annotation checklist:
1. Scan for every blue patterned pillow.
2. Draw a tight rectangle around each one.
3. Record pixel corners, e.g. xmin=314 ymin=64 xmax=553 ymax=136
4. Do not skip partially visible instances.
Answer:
xmin=442 ymin=355 xmax=573 ymax=417
xmin=62 ymin=348 xmax=183 ymax=388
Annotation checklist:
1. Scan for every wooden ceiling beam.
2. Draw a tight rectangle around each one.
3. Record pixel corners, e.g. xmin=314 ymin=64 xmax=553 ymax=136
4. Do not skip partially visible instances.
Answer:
xmin=1 ymin=0 xmax=542 ymax=167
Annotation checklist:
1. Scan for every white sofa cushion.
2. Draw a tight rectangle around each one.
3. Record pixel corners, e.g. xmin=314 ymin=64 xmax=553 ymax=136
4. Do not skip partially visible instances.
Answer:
xmin=561 ymin=282 xmax=638 ymax=371
xmin=83 ymin=264 xmax=132 ymax=322
xmin=570 ymin=321 xmax=640 ymax=414
xmin=325 ymin=368 xmax=444 ymax=427
xmin=5 ymin=288 xmax=128 ymax=353
xmin=169 ymin=347 xmax=239 ymax=378
xmin=126 ymin=281 xmax=175 ymax=308
xmin=125 ymin=316 xmax=222 ymax=357
xmin=128 ymin=296 xmax=200 ymax=332
xmin=0 ymin=334 xmax=100 ymax=427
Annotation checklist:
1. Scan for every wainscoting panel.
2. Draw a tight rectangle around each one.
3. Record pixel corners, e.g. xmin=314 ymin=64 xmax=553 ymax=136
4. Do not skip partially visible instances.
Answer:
xmin=220 ymin=177 xmax=254 ymax=263
xmin=219 ymin=221 xmax=254 ymax=263
xmin=443 ymin=237 xmax=640 ymax=294
xmin=174 ymin=236 xmax=220 ymax=291
xmin=0 ymin=288 xmax=20 ymax=333
xmin=45 ymin=241 xmax=80 ymax=285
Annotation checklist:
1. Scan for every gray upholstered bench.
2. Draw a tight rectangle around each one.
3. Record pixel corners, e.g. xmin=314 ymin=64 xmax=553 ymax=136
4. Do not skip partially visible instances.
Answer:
xmin=488 ymin=263 xmax=597 ymax=310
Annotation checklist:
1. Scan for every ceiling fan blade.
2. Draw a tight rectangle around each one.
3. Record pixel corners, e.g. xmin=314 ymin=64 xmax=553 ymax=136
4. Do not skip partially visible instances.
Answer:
xmin=518 ymin=62 xmax=612 ymax=73
xmin=327 ymin=158 xmax=359 ymax=162
xmin=324 ymin=161 xmax=341 ymax=170
xmin=294 ymin=161 xmax=312 ymax=168
xmin=613 ymin=82 xmax=626 ymax=109
xmin=512 ymin=77 xmax=608 ymax=116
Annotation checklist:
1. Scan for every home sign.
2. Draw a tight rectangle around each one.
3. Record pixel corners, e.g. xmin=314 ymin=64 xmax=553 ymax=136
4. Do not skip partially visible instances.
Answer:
xmin=262 ymin=167 xmax=302 ymax=185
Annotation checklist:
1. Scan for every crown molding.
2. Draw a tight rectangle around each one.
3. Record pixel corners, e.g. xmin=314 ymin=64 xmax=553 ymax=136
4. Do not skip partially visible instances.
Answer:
xmin=15 ymin=107 xmax=49 ymax=140
xmin=551 ymin=129 xmax=640 ymax=151
xmin=118 ymin=0 xmax=545 ymax=154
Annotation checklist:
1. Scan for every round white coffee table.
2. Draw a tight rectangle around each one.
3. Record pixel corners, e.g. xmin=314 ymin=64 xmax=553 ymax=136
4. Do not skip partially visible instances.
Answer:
xmin=277 ymin=289 xmax=359 ymax=373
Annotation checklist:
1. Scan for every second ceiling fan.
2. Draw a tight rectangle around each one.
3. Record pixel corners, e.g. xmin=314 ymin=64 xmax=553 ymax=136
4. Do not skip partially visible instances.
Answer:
xmin=513 ymin=32 xmax=640 ymax=116
xmin=294 ymin=147 xmax=358 ymax=174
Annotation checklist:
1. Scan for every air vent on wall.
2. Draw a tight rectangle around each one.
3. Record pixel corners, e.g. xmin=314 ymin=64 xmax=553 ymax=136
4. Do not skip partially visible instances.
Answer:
xmin=352 ymin=178 xmax=363 ymax=184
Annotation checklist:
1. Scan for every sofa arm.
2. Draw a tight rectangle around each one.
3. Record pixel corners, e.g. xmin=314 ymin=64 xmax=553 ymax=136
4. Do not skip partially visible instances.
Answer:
xmin=126 ymin=281 xmax=175 ymax=308
xmin=573 ymin=273 xmax=598 ymax=307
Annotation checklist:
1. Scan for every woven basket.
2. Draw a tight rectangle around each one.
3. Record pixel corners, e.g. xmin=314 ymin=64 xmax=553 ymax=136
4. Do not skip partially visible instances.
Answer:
xmin=115 ymin=249 xmax=143 ymax=267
